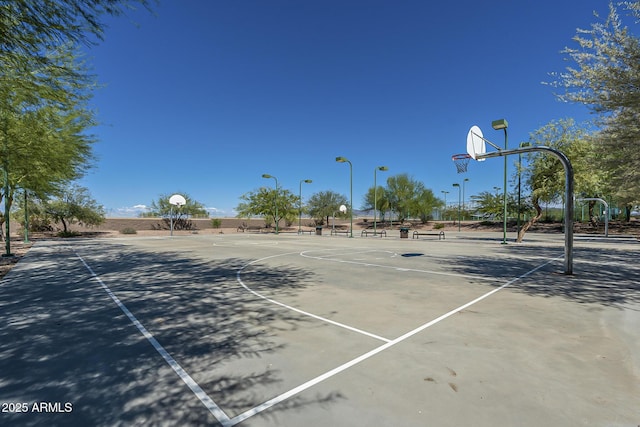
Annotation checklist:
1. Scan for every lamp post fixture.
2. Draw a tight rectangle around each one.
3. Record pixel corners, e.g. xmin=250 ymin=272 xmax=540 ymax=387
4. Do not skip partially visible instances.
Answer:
xmin=441 ymin=190 xmax=449 ymax=220
xmin=462 ymin=178 xmax=469 ymax=221
xmin=492 ymin=118 xmax=508 ymax=244
xmin=336 ymin=156 xmax=353 ymax=237
xmin=262 ymin=173 xmax=279 ymax=234
xmin=374 ymin=166 xmax=388 ymax=235
xmin=453 ymin=183 xmax=461 ymax=232
xmin=298 ymin=179 xmax=312 ymax=233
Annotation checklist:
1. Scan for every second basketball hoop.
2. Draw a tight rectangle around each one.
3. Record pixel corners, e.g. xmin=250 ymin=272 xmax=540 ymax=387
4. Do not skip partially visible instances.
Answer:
xmin=452 ymin=153 xmax=472 ymax=173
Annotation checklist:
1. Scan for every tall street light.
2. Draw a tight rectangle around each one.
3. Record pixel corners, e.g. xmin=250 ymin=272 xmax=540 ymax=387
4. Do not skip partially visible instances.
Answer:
xmin=262 ymin=173 xmax=279 ymax=234
xmin=441 ymin=190 xmax=449 ymax=220
xmin=374 ymin=166 xmax=388 ymax=235
xmin=462 ymin=177 xmax=469 ymax=221
xmin=298 ymin=178 xmax=312 ymax=233
xmin=492 ymin=118 xmax=508 ymax=244
xmin=23 ymin=189 xmax=29 ymax=244
xmin=335 ymin=156 xmax=353 ymax=237
xmin=2 ymin=167 xmax=11 ymax=257
xmin=452 ymin=183 xmax=461 ymax=232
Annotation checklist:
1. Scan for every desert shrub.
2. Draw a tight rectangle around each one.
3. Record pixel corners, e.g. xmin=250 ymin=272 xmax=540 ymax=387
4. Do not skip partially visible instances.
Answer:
xmin=433 ymin=223 xmax=444 ymax=230
xmin=120 ymin=227 xmax=137 ymax=234
xmin=211 ymin=218 xmax=222 ymax=229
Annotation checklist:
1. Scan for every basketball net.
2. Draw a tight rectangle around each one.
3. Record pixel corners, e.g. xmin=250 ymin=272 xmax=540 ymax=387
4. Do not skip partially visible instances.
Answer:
xmin=452 ymin=154 xmax=471 ymax=173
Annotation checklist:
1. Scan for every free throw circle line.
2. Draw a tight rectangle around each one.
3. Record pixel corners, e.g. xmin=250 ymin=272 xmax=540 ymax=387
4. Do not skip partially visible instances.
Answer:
xmin=300 ymin=250 xmax=495 ymax=281
xmin=237 ymin=252 xmax=391 ymax=343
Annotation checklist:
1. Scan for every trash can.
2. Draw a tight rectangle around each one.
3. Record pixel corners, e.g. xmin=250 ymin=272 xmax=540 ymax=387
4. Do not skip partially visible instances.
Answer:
xmin=400 ymin=227 xmax=409 ymax=238
xmin=315 ymin=226 xmax=323 ymax=236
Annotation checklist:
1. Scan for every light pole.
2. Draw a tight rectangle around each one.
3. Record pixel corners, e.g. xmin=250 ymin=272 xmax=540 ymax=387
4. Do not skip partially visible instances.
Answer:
xmin=336 ymin=156 xmax=353 ymax=237
xmin=517 ymin=142 xmax=530 ymax=240
xmin=453 ymin=183 xmax=461 ymax=232
xmin=2 ymin=167 xmax=11 ymax=257
xmin=374 ymin=166 xmax=388 ymax=235
xmin=262 ymin=173 xmax=279 ymax=234
xmin=492 ymin=118 xmax=508 ymax=244
xmin=441 ymin=190 xmax=449 ymax=220
xmin=23 ymin=189 xmax=29 ymax=244
xmin=462 ymin=178 xmax=469 ymax=221
xmin=298 ymin=179 xmax=312 ymax=233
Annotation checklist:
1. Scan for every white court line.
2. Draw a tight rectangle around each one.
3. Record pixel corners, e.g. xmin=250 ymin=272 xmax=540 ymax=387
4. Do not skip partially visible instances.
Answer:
xmin=301 ymin=249 xmax=497 ymax=281
xmin=237 ymin=252 xmax=391 ymax=343
xmin=74 ymin=242 xmax=563 ymax=426
xmin=73 ymin=250 xmax=233 ymax=427
xmin=228 ymin=253 xmax=564 ymax=426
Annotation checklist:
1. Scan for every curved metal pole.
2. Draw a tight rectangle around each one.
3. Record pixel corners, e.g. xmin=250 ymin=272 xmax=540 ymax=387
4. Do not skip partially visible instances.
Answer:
xmin=478 ymin=146 xmax=574 ymax=274
xmin=576 ymin=197 xmax=609 ymax=237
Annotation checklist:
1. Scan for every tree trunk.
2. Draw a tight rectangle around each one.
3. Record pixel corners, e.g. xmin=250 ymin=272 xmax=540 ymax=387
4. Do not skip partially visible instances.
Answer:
xmin=61 ymin=218 xmax=68 ymax=232
xmin=588 ymin=200 xmax=597 ymax=226
xmin=517 ymin=196 xmax=543 ymax=243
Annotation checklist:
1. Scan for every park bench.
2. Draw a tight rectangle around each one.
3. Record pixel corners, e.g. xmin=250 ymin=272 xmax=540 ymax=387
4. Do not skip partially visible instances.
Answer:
xmin=361 ymin=229 xmax=386 ymax=237
xmin=330 ymin=229 xmax=352 ymax=236
xmin=237 ymin=225 xmax=264 ymax=233
xmin=412 ymin=230 xmax=445 ymax=240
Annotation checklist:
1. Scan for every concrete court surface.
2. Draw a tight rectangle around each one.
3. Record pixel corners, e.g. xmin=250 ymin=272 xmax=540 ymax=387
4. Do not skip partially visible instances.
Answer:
xmin=0 ymin=231 xmax=638 ymax=426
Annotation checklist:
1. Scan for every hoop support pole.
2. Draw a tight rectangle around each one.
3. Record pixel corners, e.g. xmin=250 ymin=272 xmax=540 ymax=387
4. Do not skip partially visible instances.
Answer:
xmin=471 ymin=131 xmax=502 ymax=151
xmin=477 ymin=146 xmax=574 ymax=275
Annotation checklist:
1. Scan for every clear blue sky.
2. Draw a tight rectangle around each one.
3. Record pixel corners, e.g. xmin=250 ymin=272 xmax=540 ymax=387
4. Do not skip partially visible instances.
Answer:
xmin=78 ymin=0 xmax=606 ymax=217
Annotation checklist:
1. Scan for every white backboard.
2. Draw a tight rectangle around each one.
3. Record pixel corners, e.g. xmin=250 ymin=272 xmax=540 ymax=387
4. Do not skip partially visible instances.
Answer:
xmin=169 ymin=194 xmax=186 ymax=206
xmin=466 ymin=125 xmax=486 ymax=161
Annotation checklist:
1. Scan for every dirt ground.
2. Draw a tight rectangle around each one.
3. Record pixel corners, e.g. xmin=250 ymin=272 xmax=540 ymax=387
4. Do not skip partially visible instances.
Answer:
xmin=0 ymin=240 xmax=31 ymax=280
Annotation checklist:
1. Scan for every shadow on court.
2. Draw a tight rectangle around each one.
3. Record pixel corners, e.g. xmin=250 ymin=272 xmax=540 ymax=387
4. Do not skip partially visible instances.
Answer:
xmin=447 ymin=244 xmax=640 ymax=307
xmin=0 ymin=241 xmax=342 ymax=426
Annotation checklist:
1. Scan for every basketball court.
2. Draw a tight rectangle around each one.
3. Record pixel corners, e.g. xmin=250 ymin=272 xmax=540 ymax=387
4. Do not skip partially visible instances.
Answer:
xmin=1 ymin=231 xmax=638 ymax=426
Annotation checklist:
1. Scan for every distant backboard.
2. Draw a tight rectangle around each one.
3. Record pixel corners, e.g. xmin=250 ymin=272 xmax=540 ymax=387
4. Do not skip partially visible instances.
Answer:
xmin=169 ymin=194 xmax=186 ymax=206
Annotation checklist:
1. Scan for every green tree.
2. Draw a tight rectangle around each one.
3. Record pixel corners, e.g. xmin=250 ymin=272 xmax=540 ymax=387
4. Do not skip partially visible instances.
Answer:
xmin=0 ymin=44 xmax=97 ymax=248
xmin=384 ymin=174 xmax=426 ymax=223
xmin=362 ymin=186 xmax=390 ymax=222
xmin=518 ymin=119 xmax=604 ymax=241
xmin=0 ymin=0 xmax=153 ymax=251
xmin=144 ymin=192 xmax=208 ymax=230
xmin=0 ymin=0 xmax=154 ymax=69
xmin=551 ymin=1 xmax=640 ymax=218
xmin=470 ymin=190 xmax=505 ymax=220
xmin=235 ymin=188 xmax=299 ymax=229
xmin=44 ymin=185 xmax=105 ymax=234
xmin=14 ymin=192 xmax=54 ymax=233
xmin=306 ymin=190 xmax=348 ymax=226
xmin=413 ymin=188 xmax=441 ymax=223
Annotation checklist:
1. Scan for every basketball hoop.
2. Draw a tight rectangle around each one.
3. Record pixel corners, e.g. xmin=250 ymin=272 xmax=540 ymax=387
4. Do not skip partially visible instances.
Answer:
xmin=452 ymin=154 xmax=472 ymax=173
